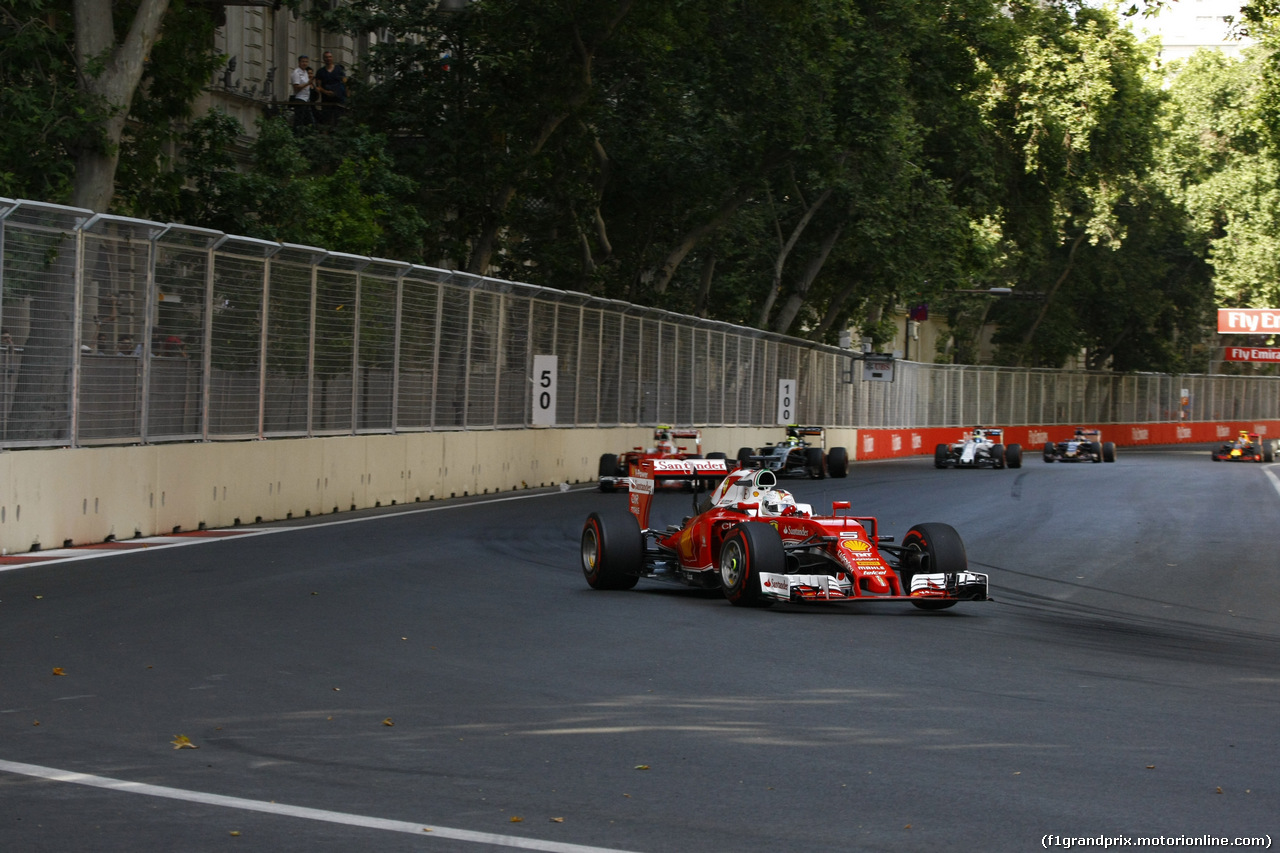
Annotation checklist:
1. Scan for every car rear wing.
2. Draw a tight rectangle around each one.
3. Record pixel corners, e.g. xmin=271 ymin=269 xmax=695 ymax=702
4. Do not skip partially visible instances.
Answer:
xmin=787 ymin=426 xmax=825 ymax=437
xmin=626 ymin=457 xmax=728 ymax=528
xmin=669 ymin=428 xmax=702 ymax=453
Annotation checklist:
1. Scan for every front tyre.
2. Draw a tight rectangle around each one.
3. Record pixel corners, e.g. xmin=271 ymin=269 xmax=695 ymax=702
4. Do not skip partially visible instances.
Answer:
xmin=1005 ymin=443 xmax=1022 ymax=469
xmin=1102 ymin=442 xmax=1117 ymax=463
xmin=804 ymin=447 xmax=826 ymax=479
xmin=934 ymin=444 xmax=949 ymax=469
xmin=581 ymin=509 xmax=643 ymax=590
xmin=990 ymin=443 xmax=1006 ymax=469
xmin=826 ymin=446 xmax=849 ymax=478
xmin=1043 ymin=442 xmax=1055 ymax=463
xmin=719 ymin=523 xmax=783 ymax=607
xmin=899 ymin=522 xmax=968 ymax=611
xmin=597 ymin=453 xmax=619 ymax=492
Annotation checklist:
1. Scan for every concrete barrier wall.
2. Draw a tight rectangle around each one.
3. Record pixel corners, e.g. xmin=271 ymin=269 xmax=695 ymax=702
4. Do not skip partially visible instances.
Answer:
xmin=0 ymin=421 xmax=1259 ymax=556
xmin=0 ymin=427 xmax=797 ymax=555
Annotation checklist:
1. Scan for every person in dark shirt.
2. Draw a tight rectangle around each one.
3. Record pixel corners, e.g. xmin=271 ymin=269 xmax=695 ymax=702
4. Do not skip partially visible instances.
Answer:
xmin=313 ymin=52 xmax=348 ymax=127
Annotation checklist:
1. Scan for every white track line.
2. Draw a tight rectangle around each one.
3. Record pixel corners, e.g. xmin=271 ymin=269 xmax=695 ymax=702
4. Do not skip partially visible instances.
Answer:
xmin=0 ymin=758 xmax=642 ymax=853
xmin=1264 ymin=463 xmax=1280 ymax=499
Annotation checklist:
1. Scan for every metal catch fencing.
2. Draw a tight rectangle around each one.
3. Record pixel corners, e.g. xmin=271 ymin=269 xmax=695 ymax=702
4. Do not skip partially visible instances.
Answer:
xmin=1 ymin=198 xmax=1276 ymax=448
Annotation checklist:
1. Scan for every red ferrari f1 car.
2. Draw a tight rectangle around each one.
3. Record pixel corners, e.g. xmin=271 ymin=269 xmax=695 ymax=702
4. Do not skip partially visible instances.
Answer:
xmin=580 ymin=457 xmax=989 ymax=610
xmin=598 ymin=426 xmax=713 ymax=491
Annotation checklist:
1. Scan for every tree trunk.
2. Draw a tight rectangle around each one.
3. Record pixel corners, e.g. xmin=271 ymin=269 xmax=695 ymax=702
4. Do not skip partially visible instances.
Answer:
xmin=756 ymin=187 xmax=833 ymax=328
xmin=466 ymin=1 xmax=635 ymax=275
xmin=1015 ymin=229 xmax=1087 ymax=365
xmin=694 ymin=252 xmax=717 ymax=317
xmin=771 ymin=221 xmax=843 ymax=335
xmin=70 ymin=0 xmax=171 ymax=213
xmin=650 ymin=185 xmax=756 ymax=294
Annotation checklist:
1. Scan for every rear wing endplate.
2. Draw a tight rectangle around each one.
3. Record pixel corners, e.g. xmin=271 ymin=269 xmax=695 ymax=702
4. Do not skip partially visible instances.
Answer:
xmin=626 ymin=457 xmax=728 ymax=528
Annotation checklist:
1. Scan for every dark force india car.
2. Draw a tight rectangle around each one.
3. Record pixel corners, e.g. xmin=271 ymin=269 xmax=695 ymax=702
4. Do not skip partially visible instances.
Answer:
xmin=599 ymin=427 xmax=708 ymax=491
xmin=735 ymin=425 xmax=849 ymax=479
xmin=1042 ymin=428 xmax=1116 ymax=463
xmin=1212 ymin=431 xmax=1275 ymax=462
xmin=934 ymin=427 xmax=1022 ymax=469
xmin=580 ymin=457 xmax=988 ymax=610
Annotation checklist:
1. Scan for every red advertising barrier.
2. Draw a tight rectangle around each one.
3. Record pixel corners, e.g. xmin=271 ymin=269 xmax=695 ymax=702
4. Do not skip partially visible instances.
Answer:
xmin=1217 ymin=308 xmax=1280 ymax=333
xmin=1224 ymin=346 xmax=1280 ymax=362
xmin=852 ymin=421 xmax=1280 ymax=461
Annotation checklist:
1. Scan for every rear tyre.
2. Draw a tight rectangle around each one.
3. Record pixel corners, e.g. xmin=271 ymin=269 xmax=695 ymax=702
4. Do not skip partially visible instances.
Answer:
xmin=934 ymin=444 xmax=949 ymax=469
xmin=737 ymin=447 xmax=755 ymax=468
xmin=597 ymin=453 xmax=619 ymax=492
xmin=1267 ymin=442 xmax=1277 ymax=463
xmin=899 ymin=522 xmax=968 ymax=611
xmin=1006 ymin=443 xmax=1022 ymax=469
xmin=1102 ymin=442 xmax=1117 ymax=463
xmin=804 ymin=447 xmax=826 ymax=479
xmin=719 ymin=523 xmax=782 ymax=607
xmin=581 ymin=509 xmax=643 ymax=590
xmin=1042 ymin=442 xmax=1055 ymax=463
xmin=990 ymin=443 xmax=1006 ymax=469
xmin=826 ymin=446 xmax=849 ymax=478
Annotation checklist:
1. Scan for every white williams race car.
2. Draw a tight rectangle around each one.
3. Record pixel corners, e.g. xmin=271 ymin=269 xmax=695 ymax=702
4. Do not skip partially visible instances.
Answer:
xmin=934 ymin=427 xmax=1022 ymax=469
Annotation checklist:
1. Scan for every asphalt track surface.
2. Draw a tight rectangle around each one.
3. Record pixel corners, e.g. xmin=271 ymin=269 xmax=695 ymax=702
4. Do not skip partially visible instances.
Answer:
xmin=2 ymin=446 xmax=1278 ymax=852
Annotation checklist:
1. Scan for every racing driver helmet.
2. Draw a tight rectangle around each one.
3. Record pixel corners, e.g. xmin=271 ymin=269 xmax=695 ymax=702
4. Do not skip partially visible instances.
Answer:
xmin=759 ymin=488 xmax=799 ymax=517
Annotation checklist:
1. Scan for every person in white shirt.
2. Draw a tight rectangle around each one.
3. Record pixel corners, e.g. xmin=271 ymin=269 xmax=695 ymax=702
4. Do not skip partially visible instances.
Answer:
xmin=289 ymin=55 xmax=315 ymax=128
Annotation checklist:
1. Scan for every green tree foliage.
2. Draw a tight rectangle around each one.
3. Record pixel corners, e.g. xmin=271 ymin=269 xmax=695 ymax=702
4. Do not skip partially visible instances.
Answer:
xmin=0 ymin=0 xmax=107 ymax=201
xmin=0 ymin=0 xmax=220 ymax=208
xmin=145 ymin=113 xmax=424 ymax=259
xmin=5 ymin=0 xmax=1264 ymax=374
xmin=1159 ymin=49 xmax=1278 ymax=310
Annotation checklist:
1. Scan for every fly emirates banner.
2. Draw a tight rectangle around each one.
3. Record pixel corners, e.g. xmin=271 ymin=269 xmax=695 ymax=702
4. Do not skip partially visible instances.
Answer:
xmin=1218 ymin=308 xmax=1280 ymax=333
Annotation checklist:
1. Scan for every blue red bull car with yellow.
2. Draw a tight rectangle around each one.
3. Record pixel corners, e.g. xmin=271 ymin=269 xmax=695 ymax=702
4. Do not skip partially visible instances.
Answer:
xmin=580 ymin=457 xmax=988 ymax=610
xmin=1211 ymin=430 xmax=1275 ymax=462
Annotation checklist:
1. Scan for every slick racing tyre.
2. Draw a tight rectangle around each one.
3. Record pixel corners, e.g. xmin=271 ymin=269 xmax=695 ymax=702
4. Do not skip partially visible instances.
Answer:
xmin=1102 ymin=442 xmax=1117 ymax=463
xmin=719 ymin=523 xmax=783 ymax=607
xmin=1005 ymin=443 xmax=1022 ymax=469
xmin=581 ymin=508 xmax=643 ymax=590
xmin=704 ymin=451 xmax=729 ymax=488
xmin=899 ymin=522 xmax=968 ymax=611
xmin=805 ymin=447 xmax=825 ymax=479
xmin=598 ymin=453 xmax=620 ymax=491
xmin=826 ymin=446 xmax=849 ymax=478
xmin=934 ymin=444 xmax=949 ymax=469
xmin=990 ymin=443 xmax=1006 ymax=469
xmin=1043 ymin=442 xmax=1055 ymax=463
xmin=737 ymin=447 xmax=755 ymax=468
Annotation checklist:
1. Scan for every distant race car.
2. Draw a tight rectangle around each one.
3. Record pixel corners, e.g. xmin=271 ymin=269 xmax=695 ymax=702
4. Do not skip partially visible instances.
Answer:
xmin=735 ymin=425 xmax=849 ymax=479
xmin=1042 ymin=428 xmax=1116 ymax=463
xmin=934 ymin=427 xmax=1022 ymax=469
xmin=1211 ymin=430 xmax=1275 ymax=462
xmin=599 ymin=426 xmax=710 ymax=492
xmin=580 ymin=457 xmax=989 ymax=610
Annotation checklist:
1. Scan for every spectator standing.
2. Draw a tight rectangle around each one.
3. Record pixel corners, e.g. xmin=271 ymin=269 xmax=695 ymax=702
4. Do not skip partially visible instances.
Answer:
xmin=290 ymin=55 xmax=315 ymax=129
xmin=313 ymin=52 xmax=348 ymax=127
